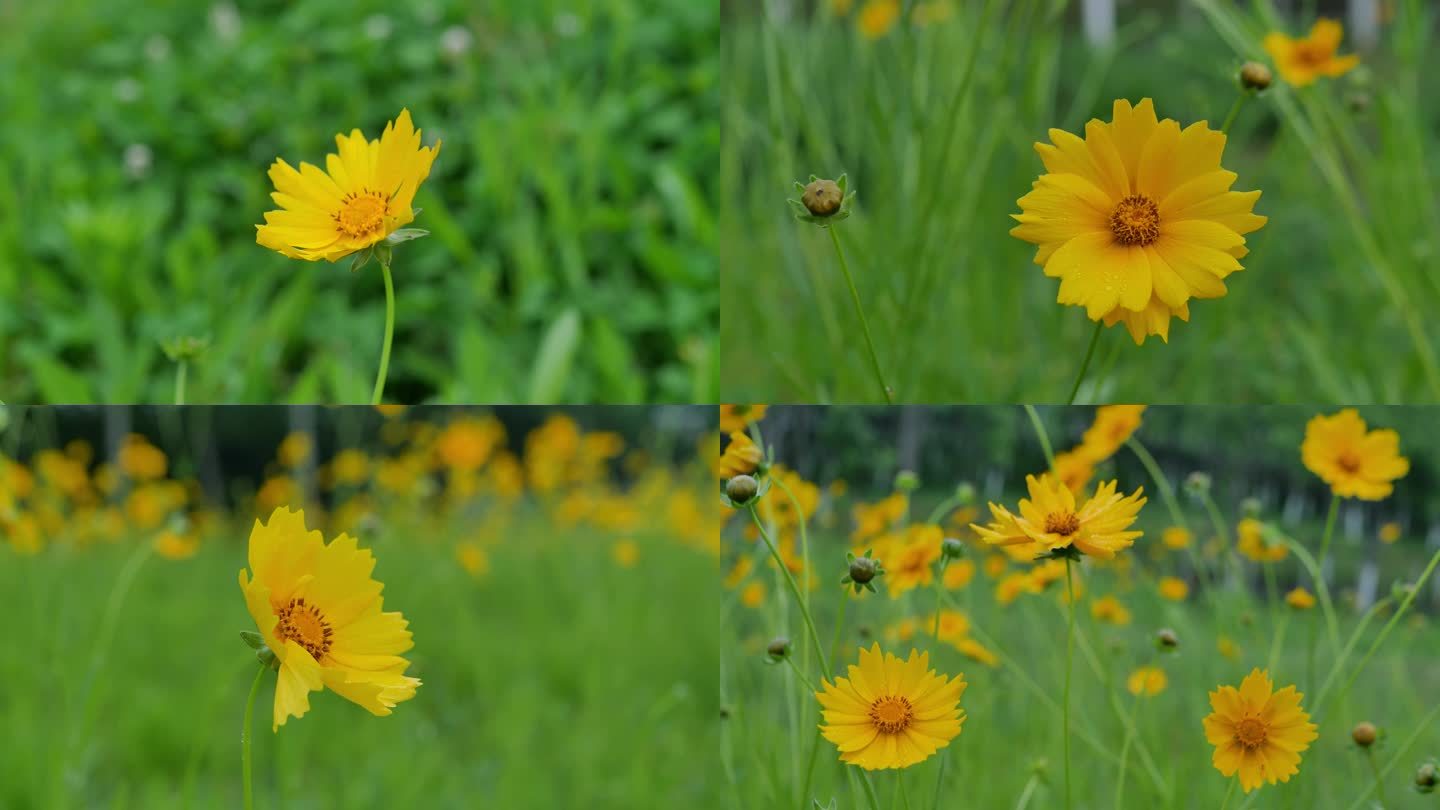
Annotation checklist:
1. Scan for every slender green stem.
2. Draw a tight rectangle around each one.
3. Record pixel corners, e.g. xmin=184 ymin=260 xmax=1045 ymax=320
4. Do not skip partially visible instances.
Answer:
xmin=1267 ymin=611 xmax=1290 ymax=673
xmin=1114 ymin=649 xmax=1158 ymax=810
xmin=174 ymin=361 xmax=187 ymax=405
xmin=747 ymin=506 xmax=827 ymax=675
xmin=1066 ymin=321 xmax=1103 ymax=404
xmin=1333 ymin=547 xmax=1440 ymax=708
xmin=773 ymin=475 xmax=813 ymax=674
xmin=1311 ymin=597 xmax=1392 ymax=712
xmin=1316 ymin=495 xmax=1338 ymax=582
xmin=859 ymin=771 xmax=883 ymax=810
xmin=931 ymin=559 xmax=949 ymax=641
xmin=1365 ymin=748 xmax=1388 ymax=808
xmin=924 ymin=494 xmax=962 ymax=527
xmin=1219 ymin=777 xmax=1237 ymax=810
xmin=828 ymin=592 xmax=848 ymax=677
xmin=1219 ymin=92 xmax=1249 ymax=135
xmin=1343 ymin=702 xmax=1440 ymax=810
xmin=371 ymin=259 xmax=396 ymax=406
xmin=1015 ymin=773 xmax=1041 ymax=810
xmin=899 ymin=770 xmax=913 ymax=810
xmin=783 ymin=657 xmax=818 ymax=693
xmin=1022 ymin=404 xmax=1057 ymax=472
xmin=1125 ymin=438 xmax=1210 ymax=590
xmin=828 ymin=226 xmax=893 ymax=403
xmin=241 ymin=663 xmax=267 ymax=810
xmin=1063 ymin=557 xmax=1075 ymax=810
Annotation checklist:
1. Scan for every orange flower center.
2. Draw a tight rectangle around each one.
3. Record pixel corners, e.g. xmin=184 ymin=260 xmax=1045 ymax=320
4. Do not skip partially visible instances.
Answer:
xmin=1110 ymin=195 xmax=1161 ymax=246
xmin=1045 ymin=511 xmax=1081 ymax=536
xmin=1234 ymin=716 xmax=1269 ymax=749
xmin=1295 ymin=42 xmax=1332 ymax=67
xmin=1336 ymin=451 xmax=1362 ymax=474
xmin=275 ymin=596 xmax=333 ymax=660
xmin=868 ymin=695 xmax=915 ymax=734
xmin=334 ymin=190 xmax=389 ymax=239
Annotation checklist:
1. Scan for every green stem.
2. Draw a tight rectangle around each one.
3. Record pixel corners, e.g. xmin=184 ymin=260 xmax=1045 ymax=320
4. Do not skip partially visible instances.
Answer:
xmin=860 ymin=771 xmax=883 ymax=810
xmin=773 ymin=475 xmax=814 ymax=675
xmin=931 ymin=558 xmax=949 ymax=642
xmin=1125 ymin=438 xmax=1210 ymax=589
xmin=1219 ymin=777 xmax=1237 ymax=810
xmin=1332 ymin=546 xmax=1440 ymax=708
xmin=1022 ymin=404 xmax=1057 ymax=472
xmin=1066 ymin=321 xmax=1103 ymax=404
xmin=241 ymin=663 xmax=267 ymax=810
xmin=828 ymin=226 xmax=893 ymax=403
xmin=174 ymin=361 xmax=187 ymax=406
xmin=899 ymin=770 xmax=913 ymax=810
xmin=828 ymin=592 xmax=848 ymax=678
xmin=371 ymin=258 xmax=396 ymax=406
xmin=1015 ymin=773 xmax=1041 ymax=810
xmin=1267 ymin=611 xmax=1290 ymax=673
xmin=747 ymin=506 xmax=828 ymax=677
xmin=783 ymin=656 xmax=819 ymax=693
xmin=1365 ymin=748 xmax=1387 ymax=809
xmin=1219 ymin=92 xmax=1249 ymax=135
xmin=1063 ymin=557 xmax=1076 ymax=810
xmin=924 ymin=494 xmax=962 ymax=527
xmin=1316 ymin=494 xmax=1338 ymax=583
xmin=1114 ymin=649 xmax=1158 ymax=810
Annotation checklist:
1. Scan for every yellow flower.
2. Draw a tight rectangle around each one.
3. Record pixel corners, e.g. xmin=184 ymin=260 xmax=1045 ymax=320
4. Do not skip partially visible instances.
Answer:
xmin=983 ymin=553 xmax=1008 ymax=579
xmin=943 ymin=558 xmax=975 ymax=589
xmin=724 ymin=556 xmax=754 ymax=589
xmin=277 ymin=433 xmax=313 ymax=468
xmin=911 ymin=0 xmax=953 ymax=27
xmin=1011 ymin=99 xmax=1267 ymax=344
xmin=1379 ymin=522 xmax=1402 ymax=544
xmin=931 ymin=610 xmax=971 ymax=647
xmin=1236 ymin=518 xmax=1289 ymax=563
xmin=882 ymin=524 xmax=943 ymax=598
xmin=996 ymin=571 xmax=1040 ymax=605
xmin=719 ymin=404 xmax=766 ymax=434
xmin=1217 ymin=635 xmax=1241 ymax=660
xmin=856 ymin=0 xmax=900 ymax=39
xmin=1301 ymin=409 xmax=1409 ymax=500
xmin=828 ymin=0 xmax=855 ymax=16
xmin=741 ymin=581 xmax=766 ymax=608
xmin=456 ymin=542 xmax=489 ymax=578
xmin=816 ymin=644 xmax=966 ymax=770
xmin=435 ymin=417 xmax=504 ymax=473
xmin=718 ymin=431 xmax=763 ymax=479
xmin=971 ymin=473 xmax=1146 ymax=559
xmin=611 ymin=539 xmax=639 ymax=568
xmin=1263 ymin=19 xmax=1360 ymax=88
xmin=1127 ymin=666 xmax=1167 ymax=696
xmin=1158 ymin=576 xmax=1189 ymax=601
xmin=326 ymin=449 xmax=371 ymax=489
xmin=1162 ymin=526 xmax=1192 ymax=549
xmin=956 ymin=637 xmax=999 ymax=668
xmin=239 ymin=507 xmax=420 ymax=731
xmin=1078 ymin=405 xmax=1146 ymax=461
xmin=1285 ymin=587 xmax=1316 ymax=610
xmin=118 ymin=434 xmax=168 ymax=481
xmin=1053 ymin=448 xmax=1095 ymax=494
xmin=256 ymin=109 xmax=441 ymax=262
xmin=1091 ymin=594 xmax=1132 ymax=625
xmin=1203 ymin=669 xmax=1318 ymax=792
xmin=852 ymin=492 xmax=910 ymax=544
xmin=154 ymin=529 xmax=200 ymax=560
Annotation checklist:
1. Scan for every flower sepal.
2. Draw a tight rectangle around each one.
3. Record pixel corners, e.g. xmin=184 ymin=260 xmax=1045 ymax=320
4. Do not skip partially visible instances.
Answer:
xmin=349 ymin=244 xmax=376 ymax=273
xmin=1042 ymin=545 xmax=1083 ymax=562
xmin=385 ymin=227 xmax=430 ymax=245
xmin=240 ymin=631 xmax=280 ymax=671
xmin=788 ymin=174 xmax=856 ymax=227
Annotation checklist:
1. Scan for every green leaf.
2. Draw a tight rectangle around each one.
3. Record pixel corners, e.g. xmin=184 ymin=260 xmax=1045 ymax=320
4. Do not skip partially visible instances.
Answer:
xmin=526 ymin=308 xmax=582 ymax=403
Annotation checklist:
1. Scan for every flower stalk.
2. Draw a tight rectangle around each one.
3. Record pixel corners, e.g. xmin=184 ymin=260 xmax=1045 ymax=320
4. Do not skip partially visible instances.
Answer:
xmin=372 ymin=252 xmax=396 ymax=406
xmin=241 ymin=662 xmax=267 ymax=810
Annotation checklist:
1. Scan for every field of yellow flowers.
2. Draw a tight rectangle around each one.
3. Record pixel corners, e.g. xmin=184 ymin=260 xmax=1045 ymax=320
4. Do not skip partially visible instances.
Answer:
xmin=720 ymin=1 xmax=1440 ymax=404
xmin=0 ymin=406 xmax=719 ymax=807
xmin=720 ymin=405 xmax=1440 ymax=808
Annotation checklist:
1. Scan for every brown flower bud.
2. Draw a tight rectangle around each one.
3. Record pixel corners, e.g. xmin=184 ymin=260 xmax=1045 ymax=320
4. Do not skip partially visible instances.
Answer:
xmin=1352 ymin=721 xmax=1378 ymax=748
xmin=766 ymin=637 xmax=791 ymax=660
xmin=1240 ymin=62 xmax=1273 ymax=91
xmin=802 ymin=179 xmax=843 ymax=217
xmin=725 ymin=474 xmax=759 ymax=505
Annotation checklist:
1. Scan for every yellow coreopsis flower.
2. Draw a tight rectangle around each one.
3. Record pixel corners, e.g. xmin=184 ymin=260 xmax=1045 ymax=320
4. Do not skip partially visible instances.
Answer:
xmin=1012 ymin=99 xmax=1267 ymax=343
xmin=239 ymin=507 xmax=421 ymax=731
xmin=956 ymin=637 xmax=999 ymax=668
xmin=1127 ymin=666 xmax=1167 ymax=696
xmin=971 ymin=473 xmax=1146 ymax=559
xmin=1078 ymin=405 xmax=1146 ymax=461
xmin=816 ymin=644 xmax=966 ymax=770
xmin=1158 ymin=576 xmax=1189 ymax=601
xmin=1162 ymin=526 xmax=1192 ymax=549
xmin=856 ymin=0 xmax=900 ymax=39
xmin=1379 ymin=522 xmax=1401 ymax=544
xmin=1301 ymin=409 xmax=1409 ymax=500
xmin=1236 ymin=517 xmax=1289 ymax=563
xmin=1263 ymin=19 xmax=1360 ymax=88
xmin=943 ymin=558 xmax=975 ymax=589
xmin=256 ymin=109 xmax=441 ymax=262
xmin=718 ymin=431 xmax=763 ymax=479
xmin=882 ymin=524 xmax=943 ymax=598
xmin=1091 ymin=594 xmax=1132 ymax=625
xmin=1203 ymin=669 xmax=1318 ymax=793
xmin=719 ymin=404 xmax=766 ymax=434
xmin=1285 ymin=587 xmax=1316 ymax=610
xmin=1052 ymin=448 xmax=1095 ymax=494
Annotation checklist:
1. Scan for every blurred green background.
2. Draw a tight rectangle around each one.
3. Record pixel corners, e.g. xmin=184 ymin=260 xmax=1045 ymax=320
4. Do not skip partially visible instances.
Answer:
xmin=719 ymin=0 xmax=1440 ymax=403
xmin=0 ymin=0 xmax=718 ymax=404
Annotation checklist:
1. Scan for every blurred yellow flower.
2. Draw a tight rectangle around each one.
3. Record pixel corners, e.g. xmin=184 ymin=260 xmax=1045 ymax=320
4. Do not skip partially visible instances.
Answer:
xmin=278 ymin=432 xmax=313 ymax=468
xmin=119 ymin=434 xmax=168 ymax=481
xmin=996 ymin=572 xmax=1040 ymax=605
xmin=1379 ymin=522 xmax=1401 ymax=544
xmin=1158 ymin=576 xmax=1189 ymax=601
xmin=1079 ymin=405 xmax=1146 ymax=461
xmin=931 ymin=610 xmax=971 ymax=647
xmin=1285 ymin=587 xmax=1316 ymax=610
xmin=1203 ymin=669 xmax=1317 ymax=792
xmin=1263 ymin=18 xmax=1359 ymax=88
xmin=943 ymin=558 xmax=975 ymax=589
xmin=1091 ymin=594 xmax=1132 ymax=625
xmin=828 ymin=0 xmax=855 ymax=16
xmin=816 ymin=644 xmax=965 ymax=770
xmin=1052 ymin=448 xmax=1095 ymax=494
xmin=718 ymin=431 xmax=763 ymax=479
xmin=857 ymin=0 xmax=900 ymax=39
xmin=971 ymin=473 xmax=1146 ymax=559
xmin=1162 ymin=526 xmax=1192 ymax=549
xmin=912 ymin=0 xmax=953 ymax=27
xmin=1127 ymin=666 xmax=1167 ymax=696
xmin=983 ymin=553 xmax=1008 ymax=578
xmin=1217 ymin=635 xmax=1241 ymax=660
xmin=740 ymin=581 xmax=766 ymax=608
xmin=1012 ymin=99 xmax=1267 ymax=344
xmin=239 ymin=507 xmax=420 ymax=731
xmin=881 ymin=524 xmax=943 ymax=598
xmin=256 ymin=109 xmax=440 ymax=262
xmin=719 ymin=404 xmax=766 ymax=434
xmin=456 ymin=542 xmax=489 ymax=579
xmin=436 ymin=417 xmax=504 ymax=473
xmin=724 ymin=556 xmax=753 ymax=589
xmin=1236 ymin=518 xmax=1289 ymax=563
xmin=956 ymin=637 xmax=999 ymax=668
xmin=154 ymin=529 xmax=199 ymax=560
xmin=611 ymin=539 xmax=639 ymax=568
xmin=852 ymin=492 xmax=909 ymax=544
xmin=327 ymin=449 xmax=371 ymax=489
xmin=1301 ymin=409 xmax=1408 ymax=500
